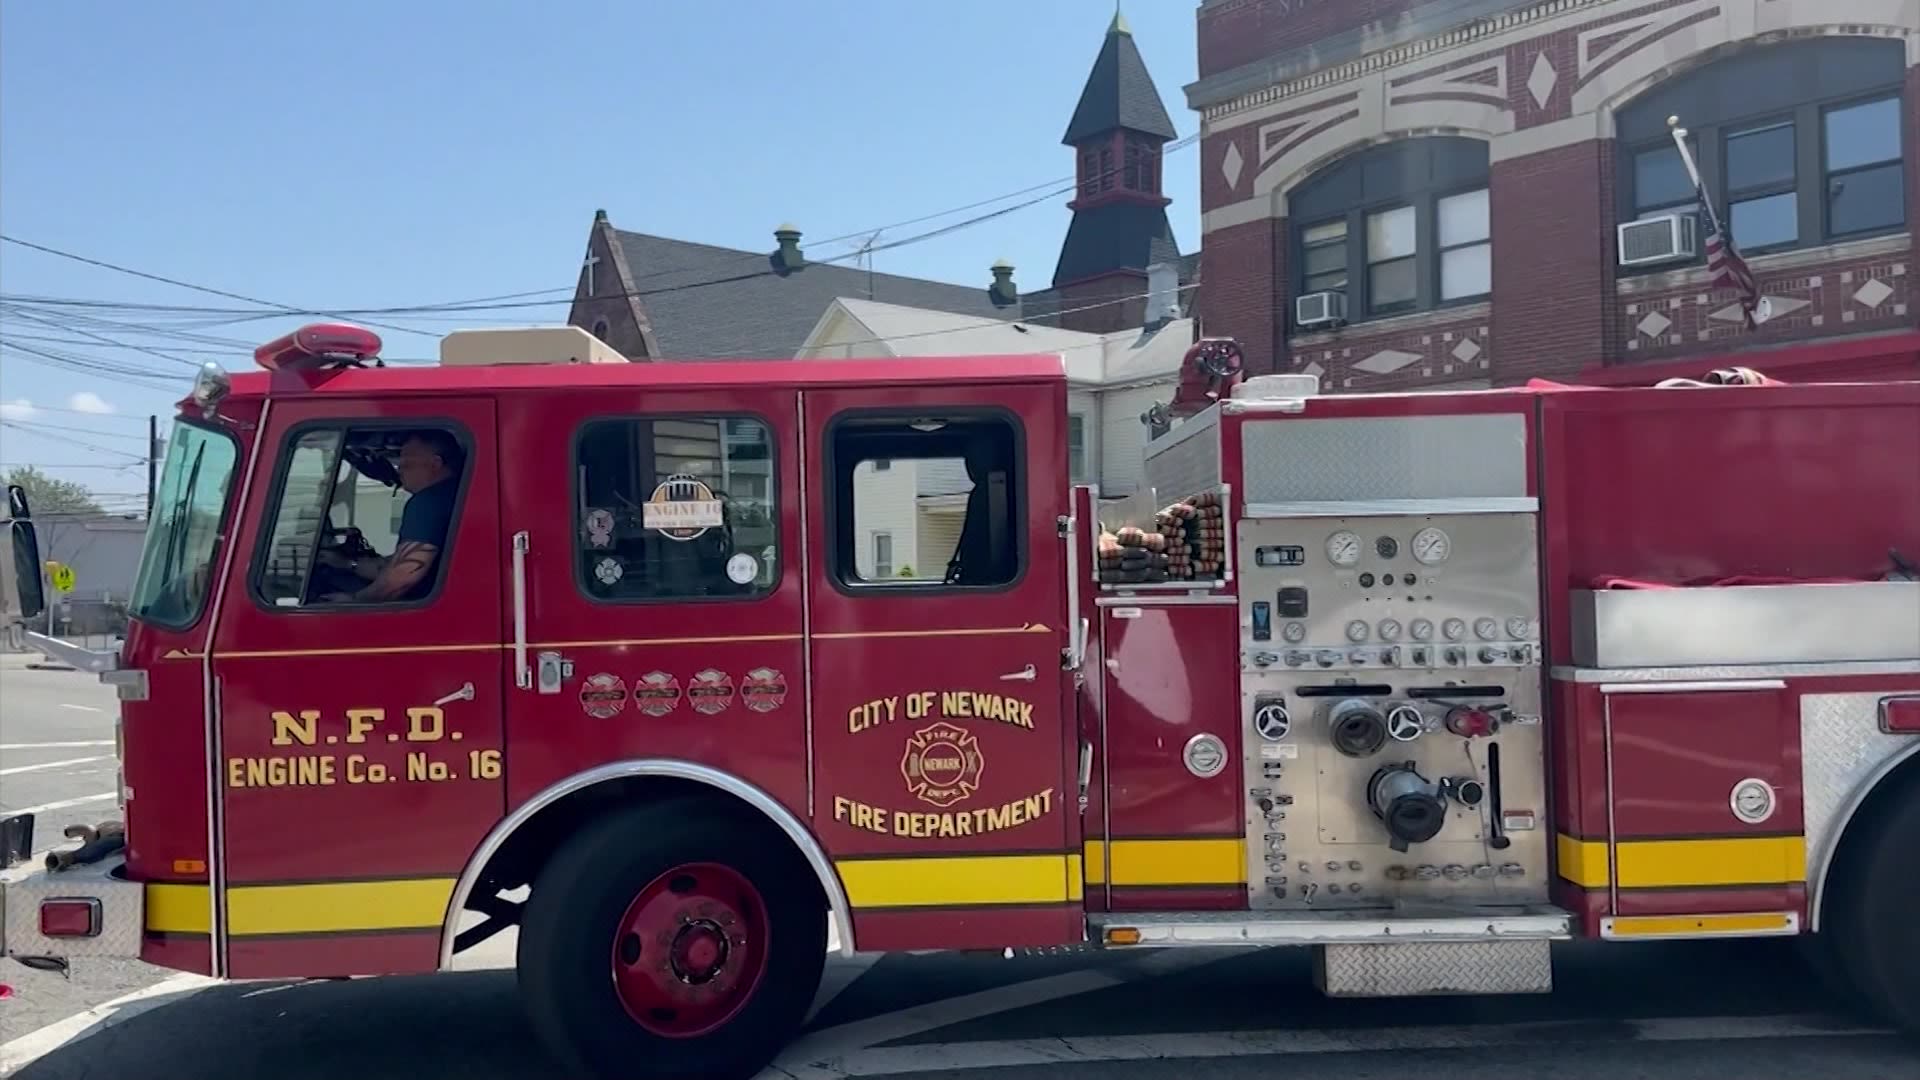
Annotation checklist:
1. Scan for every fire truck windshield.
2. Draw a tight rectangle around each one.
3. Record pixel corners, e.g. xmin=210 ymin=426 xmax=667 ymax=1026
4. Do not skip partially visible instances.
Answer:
xmin=128 ymin=420 xmax=239 ymax=628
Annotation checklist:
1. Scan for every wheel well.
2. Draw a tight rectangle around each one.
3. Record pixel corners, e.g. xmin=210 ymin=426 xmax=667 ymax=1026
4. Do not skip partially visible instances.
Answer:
xmin=443 ymin=771 xmax=844 ymax=962
xmin=1815 ymin=745 xmax=1920 ymax=930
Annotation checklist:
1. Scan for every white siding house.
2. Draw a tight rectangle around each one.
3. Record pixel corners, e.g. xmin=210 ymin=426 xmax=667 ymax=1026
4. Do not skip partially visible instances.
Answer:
xmin=797 ymin=297 xmax=1194 ymax=501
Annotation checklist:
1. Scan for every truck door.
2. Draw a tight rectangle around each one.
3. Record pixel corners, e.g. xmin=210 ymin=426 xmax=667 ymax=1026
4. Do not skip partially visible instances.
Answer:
xmin=497 ymin=387 xmax=805 ymax=815
xmin=209 ymin=396 xmax=504 ymax=979
xmin=803 ymin=381 xmax=1079 ymax=951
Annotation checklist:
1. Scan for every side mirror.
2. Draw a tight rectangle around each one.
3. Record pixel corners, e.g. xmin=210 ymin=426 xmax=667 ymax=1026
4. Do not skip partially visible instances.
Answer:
xmin=7 ymin=485 xmax=44 ymax=620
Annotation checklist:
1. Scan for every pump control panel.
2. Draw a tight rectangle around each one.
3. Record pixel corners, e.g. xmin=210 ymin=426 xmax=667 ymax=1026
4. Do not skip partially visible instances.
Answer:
xmin=1236 ymin=512 xmax=1549 ymax=911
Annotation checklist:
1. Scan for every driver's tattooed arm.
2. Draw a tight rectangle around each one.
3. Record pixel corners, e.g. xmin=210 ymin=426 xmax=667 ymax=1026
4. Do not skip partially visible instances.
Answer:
xmin=352 ymin=541 xmax=439 ymax=601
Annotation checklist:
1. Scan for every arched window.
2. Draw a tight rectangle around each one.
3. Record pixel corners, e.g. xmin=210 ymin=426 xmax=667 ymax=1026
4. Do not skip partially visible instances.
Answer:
xmin=1616 ymin=37 xmax=1906 ymax=268
xmin=591 ymin=318 xmax=611 ymax=341
xmin=1290 ymin=136 xmax=1491 ymax=323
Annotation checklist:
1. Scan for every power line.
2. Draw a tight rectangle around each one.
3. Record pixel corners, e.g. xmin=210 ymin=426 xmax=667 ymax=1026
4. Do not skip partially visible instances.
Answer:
xmin=0 ymin=235 xmax=441 ymax=340
xmin=1 ymin=306 xmax=200 ymax=369
xmin=0 ymin=135 xmax=1199 ymax=327
xmin=1 ymin=421 xmax=150 ymax=461
xmin=0 ymin=462 xmax=147 ymax=469
xmin=0 ymin=418 xmax=147 ymax=441
xmin=0 ymin=399 xmax=151 ymax=420
xmin=0 ymin=339 xmax=186 ymax=390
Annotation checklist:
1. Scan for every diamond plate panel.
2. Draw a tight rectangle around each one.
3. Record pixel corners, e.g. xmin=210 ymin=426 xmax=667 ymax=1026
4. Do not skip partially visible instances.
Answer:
xmin=1801 ymin=692 xmax=1920 ymax=914
xmin=2 ymin=855 xmax=148 ymax=960
xmin=1240 ymin=414 xmax=1527 ymax=504
xmin=1315 ymin=940 xmax=1553 ymax=997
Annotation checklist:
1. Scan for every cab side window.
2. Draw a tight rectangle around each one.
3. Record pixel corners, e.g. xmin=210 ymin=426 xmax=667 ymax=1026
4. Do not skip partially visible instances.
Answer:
xmin=253 ymin=424 xmax=469 ymax=609
xmin=574 ymin=416 xmax=778 ymax=601
xmin=828 ymin=412 xmax=1023 ymax=589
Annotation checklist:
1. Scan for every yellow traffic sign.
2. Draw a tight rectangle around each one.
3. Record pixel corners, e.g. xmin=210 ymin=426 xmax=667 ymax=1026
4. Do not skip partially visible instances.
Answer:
xmin=50 ymin=563 xmax=75 ymax=593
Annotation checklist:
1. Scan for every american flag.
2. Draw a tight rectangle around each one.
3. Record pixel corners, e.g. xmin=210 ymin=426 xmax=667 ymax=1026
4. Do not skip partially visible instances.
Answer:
xmin=1698 ymin=184 xmax=1761 ymax=326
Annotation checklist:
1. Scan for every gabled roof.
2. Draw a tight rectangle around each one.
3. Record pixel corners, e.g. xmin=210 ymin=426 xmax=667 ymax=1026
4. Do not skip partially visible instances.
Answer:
xmin=612 ymin=229 xmax=1019 ymax=360
xmin=1062 ymin=14 xmax=1178 ymax=145
xmin=798 ymin=297 xmax=1194 ymax=388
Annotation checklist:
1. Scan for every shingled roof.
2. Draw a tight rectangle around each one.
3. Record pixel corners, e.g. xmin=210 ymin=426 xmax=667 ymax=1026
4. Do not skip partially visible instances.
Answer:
xmin=1062 ymin=12 xmax=1178 ymax=145
xmin=611 ymin=229 xmax=1019 ymax=360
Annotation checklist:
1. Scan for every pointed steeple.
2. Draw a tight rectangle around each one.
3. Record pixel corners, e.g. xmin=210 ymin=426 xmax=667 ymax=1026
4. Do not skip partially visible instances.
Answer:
xmin=1062 ymin=10 xmax=1176 ymax=146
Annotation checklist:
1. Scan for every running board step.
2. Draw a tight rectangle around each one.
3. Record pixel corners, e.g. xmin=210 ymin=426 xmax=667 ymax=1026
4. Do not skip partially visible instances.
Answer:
xmin=1087 ymin=908 xmax=1570 ymax=997
xmin=1087 ymin=905 xmax=1572 ymax=948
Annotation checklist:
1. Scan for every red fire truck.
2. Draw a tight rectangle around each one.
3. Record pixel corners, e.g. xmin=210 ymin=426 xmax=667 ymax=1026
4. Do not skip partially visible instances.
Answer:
xmin=3 ymin=323 xmax=1918 ymax=1079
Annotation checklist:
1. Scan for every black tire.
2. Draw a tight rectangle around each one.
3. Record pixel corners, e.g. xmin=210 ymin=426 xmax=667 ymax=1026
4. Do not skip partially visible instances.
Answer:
xmin=1825 ymin=774 xmax=1920 ymax=1035
xmin=517 ymin=799 xmax=827 ymax=1079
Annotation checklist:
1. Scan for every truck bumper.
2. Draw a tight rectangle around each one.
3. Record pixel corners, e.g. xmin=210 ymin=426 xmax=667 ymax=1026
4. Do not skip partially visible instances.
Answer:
xmin=2 ymin=853 xmax=147 ymax=964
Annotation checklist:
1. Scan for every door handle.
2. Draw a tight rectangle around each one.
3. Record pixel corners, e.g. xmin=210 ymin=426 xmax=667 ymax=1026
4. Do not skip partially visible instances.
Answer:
xmin=434 ymin=682 xmax=476 ymax=707
xmin=1000 ymin=664 xmax=1036 ymax=682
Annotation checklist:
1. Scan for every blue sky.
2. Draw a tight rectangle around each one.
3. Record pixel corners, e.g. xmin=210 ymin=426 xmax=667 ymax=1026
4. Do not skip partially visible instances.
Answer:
xmin=0 ymin=0 xmax=1200 ymax=509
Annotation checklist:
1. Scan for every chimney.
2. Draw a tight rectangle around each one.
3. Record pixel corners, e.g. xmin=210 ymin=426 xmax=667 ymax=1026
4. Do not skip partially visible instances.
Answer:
xmin=988 ymin=259 xmax=1018 ymax=307
xmin=1144 ymin=261 xmax=1180 ymax=328
xmin=771 ymin=223 xmax=805 ymax=275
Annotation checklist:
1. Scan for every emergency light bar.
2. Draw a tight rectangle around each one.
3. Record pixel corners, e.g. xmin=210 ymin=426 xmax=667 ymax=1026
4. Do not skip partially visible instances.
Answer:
xmin=254 ymin=323 xmax=384 ymax=372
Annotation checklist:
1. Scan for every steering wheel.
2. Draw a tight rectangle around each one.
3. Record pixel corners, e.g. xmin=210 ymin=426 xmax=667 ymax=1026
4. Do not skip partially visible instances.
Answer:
xmin=323 ymin=525 xmax=378 ymax=561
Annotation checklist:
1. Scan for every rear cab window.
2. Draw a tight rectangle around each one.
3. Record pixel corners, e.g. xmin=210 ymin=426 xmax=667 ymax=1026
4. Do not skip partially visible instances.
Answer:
xmin=826 ymin=411 xmax=1024 ymax=591
xmin=573 ymin=415 xmax=778 ymax=601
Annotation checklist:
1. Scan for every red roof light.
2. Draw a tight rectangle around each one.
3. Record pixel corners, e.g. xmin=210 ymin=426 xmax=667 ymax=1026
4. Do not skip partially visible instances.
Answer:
xmin=254 ymin=323 xmax=384 ymax=372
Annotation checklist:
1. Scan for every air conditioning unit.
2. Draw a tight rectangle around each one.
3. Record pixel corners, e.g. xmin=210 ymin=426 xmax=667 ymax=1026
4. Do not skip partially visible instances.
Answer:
xmin=1617 ymin=213 xmax=1698 ymax=267
xmin=1295 ymin=290 xmax=1347 ymax=329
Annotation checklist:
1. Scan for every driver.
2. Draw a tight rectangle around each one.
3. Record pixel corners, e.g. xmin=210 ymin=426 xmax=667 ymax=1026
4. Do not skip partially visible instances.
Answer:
xmin=318 ymin=430 xmax=462 ymax=602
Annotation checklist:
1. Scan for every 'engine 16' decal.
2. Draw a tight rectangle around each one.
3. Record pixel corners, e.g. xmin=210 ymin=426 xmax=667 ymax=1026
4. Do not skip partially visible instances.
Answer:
xmin=227 ymin=707 xmax=501 ymax=788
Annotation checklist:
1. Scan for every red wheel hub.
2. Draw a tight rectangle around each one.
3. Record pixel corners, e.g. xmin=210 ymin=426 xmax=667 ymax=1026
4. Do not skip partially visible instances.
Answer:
xmin=610 ymin=862 xmax=768 ymax=1038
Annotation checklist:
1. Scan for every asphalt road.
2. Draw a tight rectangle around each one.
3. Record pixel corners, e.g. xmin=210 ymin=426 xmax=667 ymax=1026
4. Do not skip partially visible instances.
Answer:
xmin=3 ymin=651 xmax=1917 ymax=1077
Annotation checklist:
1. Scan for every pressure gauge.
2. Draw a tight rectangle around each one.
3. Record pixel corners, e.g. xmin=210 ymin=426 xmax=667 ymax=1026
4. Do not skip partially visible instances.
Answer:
xmin=1506 ymin=616 xmax=1532 ymax=639
xmin=1442 ymin=618 xmax=1467 ymax=641
xmin=1283 ymin=621 xmax=1307 ymax=643
xmin=1326 ymin=530 xmax=1363 ymax=567
xmin=1377 ymin=619 xmax=1402 ymax=642
xmin=1474 ymin=617 xmax=1500 ymax=641
xmin=1410 ymin=618 xmax=1435 ymax=641
xmin=1346 ymin=619 xmax=1371 ymax=643
xmin=1411 ymin=527 xmax=1451 ymax=565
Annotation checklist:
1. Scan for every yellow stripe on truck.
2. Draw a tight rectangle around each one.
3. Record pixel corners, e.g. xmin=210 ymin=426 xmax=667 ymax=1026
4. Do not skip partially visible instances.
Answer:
xmin=1555 ymin=834 xmax=1806 ymax=889
xmin=835 ymin=854 xmax=1077 ymax=908
xmin=145 ymin=882 xmax=212 ymax=935
xmin=145 ymin=878 xmax=455 ymax=936
xmin=1083 ymin=838 xmax=1246 ymax=887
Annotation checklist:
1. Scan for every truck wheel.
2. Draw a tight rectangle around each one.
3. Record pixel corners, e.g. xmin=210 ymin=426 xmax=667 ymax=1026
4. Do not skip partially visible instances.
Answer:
xmin=517 ymin=801 xmax=826 ymax=1080
xmin=1826 ymin=776 xmax=1920 ymax=1034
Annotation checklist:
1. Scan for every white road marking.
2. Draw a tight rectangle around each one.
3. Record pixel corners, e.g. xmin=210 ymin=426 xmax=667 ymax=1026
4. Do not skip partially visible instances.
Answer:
xmin=0 ymin=971 xmax=220 ymax=1072
xmin=790 ymin=1013 xmax=1895 ymax=1077
xmin=0 ymin=741 xmax=115 ymax=750
xmin=0 ymin=756 xmax=108 ymax=777
xmin=11 ymin=791 xmax=117 ymax=815
xmin=59 ymin=703 xmax=104 ymax=713
xmin=763 ymin=948 xmax=1251 ymax=1079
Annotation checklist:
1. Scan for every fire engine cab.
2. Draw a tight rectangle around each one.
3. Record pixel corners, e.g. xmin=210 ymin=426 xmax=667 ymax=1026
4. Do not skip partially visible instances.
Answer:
xmin=3 ymin=323 xmax=1918 ymax=1079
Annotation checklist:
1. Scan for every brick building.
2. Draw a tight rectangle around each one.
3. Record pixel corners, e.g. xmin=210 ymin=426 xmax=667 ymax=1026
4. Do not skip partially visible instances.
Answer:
xmin=1185 ymin=0 xmax=1919 ymax=389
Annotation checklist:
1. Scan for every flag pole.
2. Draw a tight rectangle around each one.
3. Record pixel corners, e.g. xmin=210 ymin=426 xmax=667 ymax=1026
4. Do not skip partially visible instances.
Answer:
xmin=1667 ymin=114 xmax=1761 ymax=328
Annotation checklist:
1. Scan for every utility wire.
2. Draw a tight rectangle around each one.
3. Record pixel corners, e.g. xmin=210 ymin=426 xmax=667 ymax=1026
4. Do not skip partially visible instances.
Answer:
xmin=0 ymin=134 xmax=1198 ymax=326
xmin=1 ymin=421 xmax=151 ymax=461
